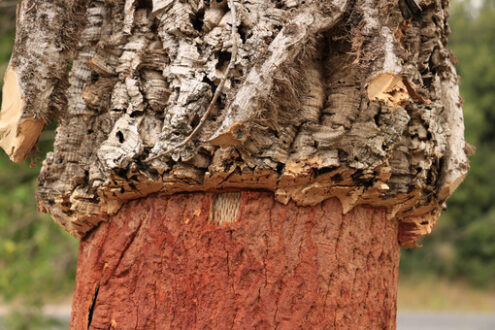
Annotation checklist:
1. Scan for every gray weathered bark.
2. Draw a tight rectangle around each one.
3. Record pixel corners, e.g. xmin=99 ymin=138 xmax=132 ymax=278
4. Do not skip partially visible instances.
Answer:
xmin=1 ymin=1 xmax=468 ymax=244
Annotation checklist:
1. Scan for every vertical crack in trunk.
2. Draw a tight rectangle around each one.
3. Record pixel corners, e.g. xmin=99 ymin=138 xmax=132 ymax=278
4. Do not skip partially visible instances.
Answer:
xmin=87 ymin=284 xmax=100 ymax=329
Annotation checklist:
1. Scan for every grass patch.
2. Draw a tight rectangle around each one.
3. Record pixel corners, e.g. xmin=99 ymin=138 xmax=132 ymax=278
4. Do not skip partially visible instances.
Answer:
xmin=398 ymin=274 xmax=495 ymax=312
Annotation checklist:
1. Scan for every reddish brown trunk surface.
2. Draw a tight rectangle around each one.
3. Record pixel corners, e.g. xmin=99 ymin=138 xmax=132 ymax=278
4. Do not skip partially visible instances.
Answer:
xmin=71 ymin=192 xmax=400 ymax=329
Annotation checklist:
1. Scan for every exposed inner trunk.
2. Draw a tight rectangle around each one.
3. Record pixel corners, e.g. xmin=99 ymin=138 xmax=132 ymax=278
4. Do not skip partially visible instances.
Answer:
xmin=71 ymin=192 xmax=400 ymax=329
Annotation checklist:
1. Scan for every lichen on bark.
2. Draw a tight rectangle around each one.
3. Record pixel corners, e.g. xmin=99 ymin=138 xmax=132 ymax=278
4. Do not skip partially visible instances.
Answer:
xmin=0 ymin=0 xmax=469 ymax=247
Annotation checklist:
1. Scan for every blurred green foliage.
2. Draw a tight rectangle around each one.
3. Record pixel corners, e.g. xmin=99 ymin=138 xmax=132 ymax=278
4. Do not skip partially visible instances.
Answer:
xmin=0 ymin=0 xmax=493 ymax=319
xmin=0 ymin=148 xmax=77 ymax=303
xmin=400 ymin=0 xmax=495 ymax=288
xmin=0 ymin=8 xmax=15 ymax=91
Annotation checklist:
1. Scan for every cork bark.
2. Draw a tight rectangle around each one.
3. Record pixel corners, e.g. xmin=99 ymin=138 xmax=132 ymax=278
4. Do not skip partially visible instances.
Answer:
xmin=0 ymin=0 xmax=469 ymax=248
xmin=72 ymin=191 xmax=400 ymax=330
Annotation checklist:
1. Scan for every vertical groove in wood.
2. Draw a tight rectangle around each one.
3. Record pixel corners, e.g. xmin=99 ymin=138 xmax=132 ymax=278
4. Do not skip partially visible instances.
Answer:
xmin=211 ymin=192 xmax=241 ymax=225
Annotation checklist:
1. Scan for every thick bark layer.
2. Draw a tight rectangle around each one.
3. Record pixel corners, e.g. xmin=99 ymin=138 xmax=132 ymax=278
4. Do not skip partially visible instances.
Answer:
xmin=16 ymin=0 xmax=465 ymax=247
xmin=72 ymin=191 xmax=400 ymax=329
xmin=0 ymin=0 xmax=468 ymax=247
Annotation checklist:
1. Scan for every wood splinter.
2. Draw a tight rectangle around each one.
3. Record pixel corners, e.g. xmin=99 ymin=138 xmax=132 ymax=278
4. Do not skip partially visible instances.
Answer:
xmin=0 ymin=66 xmax=44 ymax=163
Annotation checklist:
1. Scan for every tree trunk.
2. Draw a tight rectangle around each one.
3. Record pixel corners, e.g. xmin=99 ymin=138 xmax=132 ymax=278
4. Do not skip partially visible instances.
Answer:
xmin=72 ymin=192 xmax=400 ymax=329
xmin=0 ymin=0 xmax=470 ymax=328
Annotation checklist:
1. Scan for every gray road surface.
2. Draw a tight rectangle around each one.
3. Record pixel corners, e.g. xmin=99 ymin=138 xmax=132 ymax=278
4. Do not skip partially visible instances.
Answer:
xmin=398 ymin=312 xmax=495 ymax=330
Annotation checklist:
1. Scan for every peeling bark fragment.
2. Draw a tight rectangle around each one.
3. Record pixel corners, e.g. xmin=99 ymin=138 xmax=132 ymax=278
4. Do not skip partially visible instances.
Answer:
xmin=0 ymin=67 xmax=44 ymax=162
xmin=0 ymin=0 xmax=89 ymax=162
xmin=0 ymin=0 xmax=469 ymax=247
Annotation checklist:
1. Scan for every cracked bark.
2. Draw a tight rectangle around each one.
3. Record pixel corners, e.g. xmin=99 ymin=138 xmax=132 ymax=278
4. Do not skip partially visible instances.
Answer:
xmin=0 ymin=0 xmax=470 ymax=328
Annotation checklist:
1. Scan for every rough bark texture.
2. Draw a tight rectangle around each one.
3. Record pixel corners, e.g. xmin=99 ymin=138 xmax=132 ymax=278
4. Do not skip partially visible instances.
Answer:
xmin=72 ymin=191 xmax=400 ymax=330
xmin=0 ymin=0 xmax=471 ymax=327
xmin=0 ymin=0 xmax=469 ymax=248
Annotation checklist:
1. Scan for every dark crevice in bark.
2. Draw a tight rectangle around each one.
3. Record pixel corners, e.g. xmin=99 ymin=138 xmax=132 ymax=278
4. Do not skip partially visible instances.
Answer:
xmin=87 ymin=284 xmax=100 ymax=329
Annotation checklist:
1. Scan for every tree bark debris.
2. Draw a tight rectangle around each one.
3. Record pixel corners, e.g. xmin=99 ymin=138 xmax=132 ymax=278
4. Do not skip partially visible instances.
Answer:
xmin=0 ymin=0 xmax=470 ymax=248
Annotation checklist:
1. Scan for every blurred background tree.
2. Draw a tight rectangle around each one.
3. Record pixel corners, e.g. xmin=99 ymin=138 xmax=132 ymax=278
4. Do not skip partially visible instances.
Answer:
xmin=0 ymin=0 xmax=493 ymax=322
